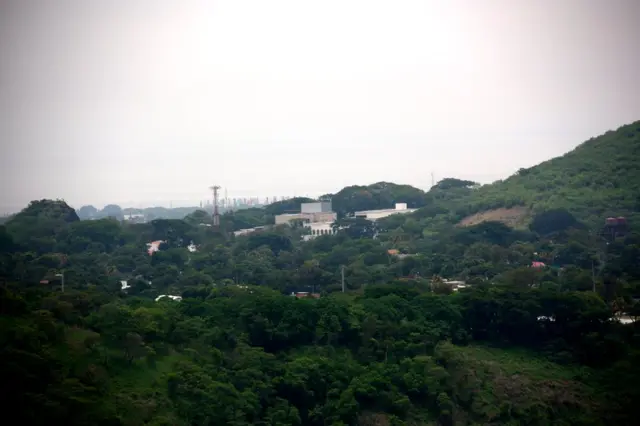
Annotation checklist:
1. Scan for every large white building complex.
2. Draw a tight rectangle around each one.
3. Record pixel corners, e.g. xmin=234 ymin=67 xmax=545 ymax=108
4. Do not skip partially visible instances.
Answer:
xmin=274 ymin=201 xmax=338 ymax=241
xmin=237 ymin=200 xmax=418 ymax=241
xmin=274 ymin=201 xmax=337 ymax=226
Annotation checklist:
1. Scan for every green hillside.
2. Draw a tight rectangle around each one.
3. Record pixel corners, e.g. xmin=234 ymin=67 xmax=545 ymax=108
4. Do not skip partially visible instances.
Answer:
xmin=457 ymin=120 xmax=640 ymax=226
xmin=2 ymin=122 xmax=640 ymax=425
xmin=4 ymin=199 xmax=80 ymax=253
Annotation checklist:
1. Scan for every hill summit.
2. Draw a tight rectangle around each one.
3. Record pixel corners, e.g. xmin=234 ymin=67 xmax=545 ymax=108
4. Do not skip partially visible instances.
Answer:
xmin=321 ymin=182 xmax=428 ymax=215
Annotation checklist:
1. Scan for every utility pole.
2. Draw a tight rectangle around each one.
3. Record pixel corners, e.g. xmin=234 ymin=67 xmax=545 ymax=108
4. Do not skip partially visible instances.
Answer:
xmin=341 ymin=265 xmax=345 ymax=292
xmin=55 ymin=272 xmax=65 ymax=292
xmin=431 ymin=172 xmax=435 ymax=188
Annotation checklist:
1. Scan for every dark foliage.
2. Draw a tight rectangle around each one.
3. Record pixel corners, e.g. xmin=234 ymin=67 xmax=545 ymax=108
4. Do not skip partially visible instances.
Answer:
xmin=2 ymin=122 xmax=640 ymax=425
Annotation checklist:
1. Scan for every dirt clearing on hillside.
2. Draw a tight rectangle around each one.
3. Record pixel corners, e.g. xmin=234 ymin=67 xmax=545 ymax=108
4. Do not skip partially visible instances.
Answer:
xmin=458 ymin=206 xmax=529 ymax=228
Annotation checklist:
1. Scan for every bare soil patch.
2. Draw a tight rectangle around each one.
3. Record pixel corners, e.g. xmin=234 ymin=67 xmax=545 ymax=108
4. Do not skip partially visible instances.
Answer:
xmin=458 ymin=206 xmax=529 ymax=228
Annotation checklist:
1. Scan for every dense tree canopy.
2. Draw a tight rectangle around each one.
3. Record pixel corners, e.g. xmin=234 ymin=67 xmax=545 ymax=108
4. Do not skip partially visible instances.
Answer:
xmin=1 ymin=121 xmax=640 ymax=425
xmin=325 ymin=182 xmax=429 ymax=216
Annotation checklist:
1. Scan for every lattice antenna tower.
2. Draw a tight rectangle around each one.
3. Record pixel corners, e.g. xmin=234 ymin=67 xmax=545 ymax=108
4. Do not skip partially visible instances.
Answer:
xmin=209 ymin=185 xmax=221 ymax=226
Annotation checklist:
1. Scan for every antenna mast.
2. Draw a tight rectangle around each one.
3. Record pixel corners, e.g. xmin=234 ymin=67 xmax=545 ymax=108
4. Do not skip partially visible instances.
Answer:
xmin=210 ymin=185 xmax=221 ymax=226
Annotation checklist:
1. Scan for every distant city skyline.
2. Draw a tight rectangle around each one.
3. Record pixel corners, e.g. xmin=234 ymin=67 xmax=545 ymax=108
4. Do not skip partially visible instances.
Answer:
xmin=1 ymin=192 xmax=312 ymax=213
xmin=0 ymin=172 xmax=498 ymax=213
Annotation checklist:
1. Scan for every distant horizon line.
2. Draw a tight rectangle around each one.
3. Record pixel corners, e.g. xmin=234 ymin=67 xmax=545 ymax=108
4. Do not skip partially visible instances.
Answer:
xmin=0 ymin=193 xmax=332 ymax=215
xmin=1 ymin=173 xmax=508 ymax=215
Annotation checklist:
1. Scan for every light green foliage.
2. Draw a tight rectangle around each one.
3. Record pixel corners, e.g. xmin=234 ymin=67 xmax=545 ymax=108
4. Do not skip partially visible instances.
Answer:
xmin=460 ymin=121 xmax=640 ymax=226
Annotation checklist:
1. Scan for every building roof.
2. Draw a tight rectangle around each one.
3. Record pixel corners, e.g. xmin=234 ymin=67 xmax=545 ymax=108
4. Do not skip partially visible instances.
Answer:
xmin=146 ymin=240 xmax=164 ymax=256
xmin=155 ymin=295 xmax=182 ymax=302
xmin=291 ymin=292 xmax=321 ymax=299
xmin=354 ymin=207 xmax=417 ymax=216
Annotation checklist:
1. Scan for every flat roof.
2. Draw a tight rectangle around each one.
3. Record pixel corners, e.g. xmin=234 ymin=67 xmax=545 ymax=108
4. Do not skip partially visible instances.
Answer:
xmin=354 ymin=208 xmax=417 ymax=215
xmin=276 ymin=211 xmax=335 ymax=217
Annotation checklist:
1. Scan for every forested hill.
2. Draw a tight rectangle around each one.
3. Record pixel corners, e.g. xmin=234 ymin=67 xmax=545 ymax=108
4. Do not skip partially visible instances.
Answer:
xmin=2 ymin=121 xmax=640 ymax=425
xmin=323 ymin=182 xmax=429 ymax=216
xmin=455 ymin=120 xmax=640 ymax=226
xmin=269 ymin=119 xmax=640 ymax=227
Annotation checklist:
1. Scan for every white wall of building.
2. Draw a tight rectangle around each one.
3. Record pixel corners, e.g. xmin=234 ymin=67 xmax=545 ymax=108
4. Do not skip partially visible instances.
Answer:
xmin=233 ymin=226 xmax=265 ymax=236
xmin=275 ymin=211 xmax=337 ymax=225
xmin=301 ymin=201 xmax=332 ymax=214
xmin=354 ymin=206 xmax=417 ymax=221
xmin=302 ymin=221 xmax=338 ymax=240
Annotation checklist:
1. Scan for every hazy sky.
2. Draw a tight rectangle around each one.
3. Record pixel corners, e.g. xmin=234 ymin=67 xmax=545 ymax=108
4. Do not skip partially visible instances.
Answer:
xmin=1 ymin=0 xmax=639 ymax=211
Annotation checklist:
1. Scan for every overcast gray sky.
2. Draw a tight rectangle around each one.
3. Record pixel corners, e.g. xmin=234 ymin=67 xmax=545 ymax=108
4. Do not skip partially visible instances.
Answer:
xmin=1 ymin=0 xmax=639 ymax=211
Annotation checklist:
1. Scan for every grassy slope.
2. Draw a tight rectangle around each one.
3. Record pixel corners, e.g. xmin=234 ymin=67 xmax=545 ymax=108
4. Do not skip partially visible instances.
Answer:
xmin=457 ymin=120 xmax=640 ymax=227
xmin=436 ymin=343 xmax=603 ymax=426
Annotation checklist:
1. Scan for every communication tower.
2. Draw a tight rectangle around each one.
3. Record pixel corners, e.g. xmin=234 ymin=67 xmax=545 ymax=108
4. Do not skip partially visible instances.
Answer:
xmin=209 ymin=185 xmax=221 ymax=226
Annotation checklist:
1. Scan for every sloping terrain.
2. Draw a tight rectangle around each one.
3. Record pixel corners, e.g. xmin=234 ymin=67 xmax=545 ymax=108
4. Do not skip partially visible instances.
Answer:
xmin=435 ymin=343 xmax=601 ymax=425
xmin=458 ymin=206 xmax=530 ymax=228
xmin=450 ymin=120 xmax=640 ymax=227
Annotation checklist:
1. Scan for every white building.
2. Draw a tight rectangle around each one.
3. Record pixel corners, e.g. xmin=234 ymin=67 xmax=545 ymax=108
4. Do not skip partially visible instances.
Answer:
xmin=301 ymin=201 xmax=332 ymax=214
xmin=155 ymin=295 xmax=182 ymax=302
xmin=233 ymin=226 xmax=265 ymax=237
xmin=124 ymin=213 xmax=146 ymax=222
xmin=275 ymin=212 xmax=337 ymax=225
xmin=302 ymin=221 xmax=338 ymax=241
xmin=354 ymin=203 xmax=417 ymax=221
xmin=275 ymin=201 xmax=337 ymax=226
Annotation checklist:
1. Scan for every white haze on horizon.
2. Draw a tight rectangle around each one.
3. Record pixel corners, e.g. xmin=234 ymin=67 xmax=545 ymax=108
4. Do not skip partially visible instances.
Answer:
xmin=1 ymin=0 xmax=639 ymax=213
